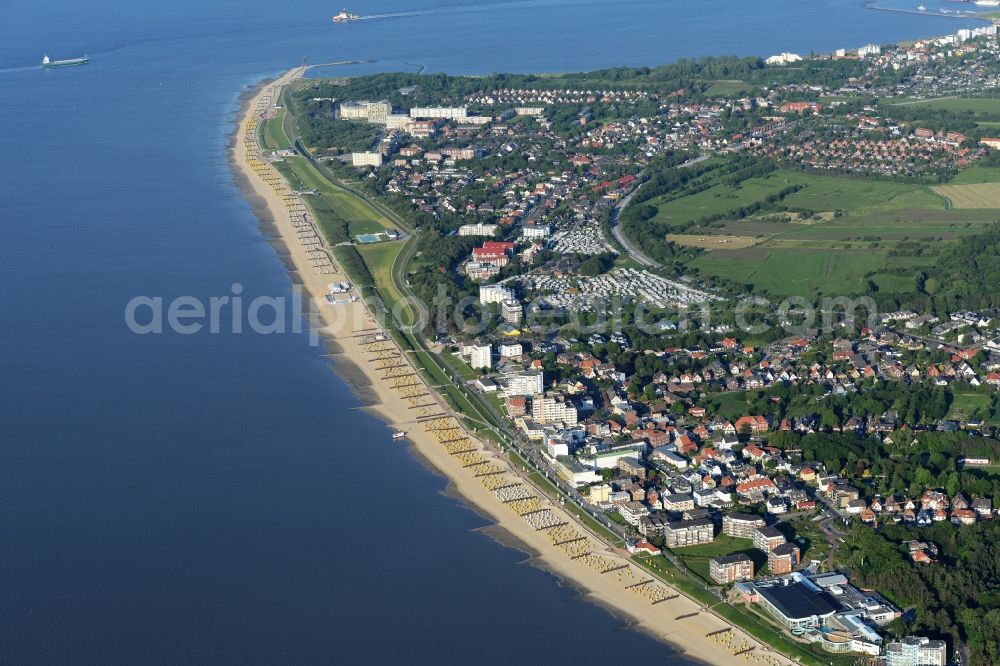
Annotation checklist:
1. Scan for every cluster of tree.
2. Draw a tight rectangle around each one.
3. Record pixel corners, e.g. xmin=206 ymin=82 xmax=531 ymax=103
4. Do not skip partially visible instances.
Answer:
xmin=296 ymin=105 xmax=380 ymax=154
xmin=765 ymin=430 xmax=1000 ymax=503
xmin=577 ymin=252 xmax=616 ymax=276
xmin=843 ymin=521 xmax=1000 ymax=664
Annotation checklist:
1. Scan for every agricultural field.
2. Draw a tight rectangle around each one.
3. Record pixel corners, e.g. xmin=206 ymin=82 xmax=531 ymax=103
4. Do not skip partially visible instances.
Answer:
xmin=948 ymin=166 xmax=1000 ymax=185
xmin=647 ymin=169 xmax=941 ymax=228
xmin=890 ymin=96 xmax=1000 ymax=116
xmin=665 ymin=234 xmax=759 ymax=249
xmin=933 ymin=182 xmax=1000 ymax=209
xmin=643 ymin=167 xmax=1000 ymax=297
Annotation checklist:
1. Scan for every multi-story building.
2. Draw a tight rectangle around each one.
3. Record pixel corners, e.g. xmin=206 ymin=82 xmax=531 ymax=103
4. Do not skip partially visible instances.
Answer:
xmin=350 ymin=152 xmax=383 ymax=167
xmin=619 ymin=501 xmax=650 ymax=527
xmin=664 ymin=518 xmax=714 ymax=548
xmin=884 ymin=636 xmax=947 ymax=666
xmin=639 ymin=511 xmax=670 ymax=539
xmin=709 ymin=553 xmax=754 ymax=584
xmin=753 ymin=525 xmax=786 ymax=553
xmin=662 ymin=493 xmax=695 ymax=513
xmin=409 ymin=106 xmax=467 ymax=120
xmin=499 ymin=370 xmax=543 ymax=397
xmin=469 ymin=345 xmax=492 ymax=370
xmin=501 ymin=299 xmax=523 ymax=324
xmin=768 ymin=542 xmax=800 ymax=574
xmin=531 ymin=393 xmax=578 ymax=426
xmin=479 ymin=284 xmax=516 ymax=305
xmin=458 ymin=223 xmax=499 ymax=237
xmin=339 ymin=100 xmax=391 ymax=123
xmin=498 ymin=343 xmax=522 ymax=358
xmin=723 ymin=512 xmax=766 ymax=539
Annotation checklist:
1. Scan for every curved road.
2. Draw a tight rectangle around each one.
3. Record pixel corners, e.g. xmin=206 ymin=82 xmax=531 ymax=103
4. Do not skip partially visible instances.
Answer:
xmin=609 ymin=154 xmax=710 ymax=269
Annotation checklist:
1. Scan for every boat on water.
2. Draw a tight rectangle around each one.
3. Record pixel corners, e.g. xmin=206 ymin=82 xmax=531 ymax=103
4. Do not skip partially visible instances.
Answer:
xmin=918 ymin=4 xmax=926 ymax=10
xmin=333 ymin=9 xmax=359 ymax=22
xmin=392 ymin=431 xmax=406 ymax=440
xmin=42 ymin=54 xmax=89 ymax=68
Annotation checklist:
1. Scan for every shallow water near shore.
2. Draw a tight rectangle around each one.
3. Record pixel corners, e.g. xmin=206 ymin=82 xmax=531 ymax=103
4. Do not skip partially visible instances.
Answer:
xmin=0 ymin=0 xmax=983 ymax=661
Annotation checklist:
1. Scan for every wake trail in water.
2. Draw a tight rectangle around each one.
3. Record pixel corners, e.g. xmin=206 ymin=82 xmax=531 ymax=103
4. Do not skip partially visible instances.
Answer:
xmin=357 ymin=0 xmax=578 ymax=22
xmin=0 ymin=65 xmax=42 ymax=75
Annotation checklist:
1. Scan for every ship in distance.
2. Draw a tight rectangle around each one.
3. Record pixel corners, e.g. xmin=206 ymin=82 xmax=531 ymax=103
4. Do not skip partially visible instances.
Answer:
xmin=333 ymin=9 xmax=359 ymax=22
xmin=42 ymin=54 xmax=89 ymax=68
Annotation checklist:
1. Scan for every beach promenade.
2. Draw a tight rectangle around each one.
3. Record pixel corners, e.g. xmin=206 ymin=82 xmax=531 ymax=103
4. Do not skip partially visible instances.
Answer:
xmin=232 ymin=68 xmax=796 ymax=666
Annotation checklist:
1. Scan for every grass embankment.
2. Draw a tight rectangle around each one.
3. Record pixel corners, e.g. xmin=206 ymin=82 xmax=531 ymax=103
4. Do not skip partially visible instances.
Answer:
xmin=356 ymin=241 xmax=413 ymax=326
xmin=272 ymin=155 xmax=394 ymax=242
xmin=260 ymin=108 xmax=293 ymax=151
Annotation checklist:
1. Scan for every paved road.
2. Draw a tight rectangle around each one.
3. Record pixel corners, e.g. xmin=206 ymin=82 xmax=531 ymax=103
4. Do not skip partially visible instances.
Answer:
xmin=609 ymin=154 xmax=710 ymax=269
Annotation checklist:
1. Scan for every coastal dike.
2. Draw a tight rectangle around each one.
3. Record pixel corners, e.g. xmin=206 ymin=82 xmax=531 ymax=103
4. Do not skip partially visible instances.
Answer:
xmin=232 ymin=68 xmax=795 ymax=666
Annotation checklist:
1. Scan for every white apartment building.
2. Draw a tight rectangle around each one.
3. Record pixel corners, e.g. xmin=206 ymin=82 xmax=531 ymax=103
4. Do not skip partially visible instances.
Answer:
xmin=500 ymin=371 xmax=543 ymax=397
xmin=469 ymin=345 xmax=492 ymax=370
xmin=501 ymin=299 xmax=523 ymax=324
xmin=479 ymin=284 xmax=516 ymax=305
xmin=458 ymin=223 xmax=499 ymax=237
xmin=409 ymin=106 xmax=467 ymax=120
xmin=521 ymin=224 xmax=551 ymax=239
xmin=531 ymin=393 xmax=578 ymax=425
xmin=351 ymin=152 xmax=383 ymax=167
xmin=498 ymin=343 xmax=522 ymax=357
xmin=885 ymin=636 xmax=947 ymax=666
xmin=339 ymin=100 xmax=392 ymax=123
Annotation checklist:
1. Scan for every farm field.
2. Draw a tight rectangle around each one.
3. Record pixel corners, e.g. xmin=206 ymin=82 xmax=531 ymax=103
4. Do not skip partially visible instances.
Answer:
xmin=948 ymin=166 xmax=1000 ymax=184
xmin=690 ymin=248 xmax=888 ymax=297
xmin=890 ymin=96 xmax=1000 ymax=116
xmin=642 ymin=166 xmax=1000 ymax=297
xmin=647 ymin=169 xmax=942 ymax=229
xmin=933 ymin=182 xmax=1000 ymax=209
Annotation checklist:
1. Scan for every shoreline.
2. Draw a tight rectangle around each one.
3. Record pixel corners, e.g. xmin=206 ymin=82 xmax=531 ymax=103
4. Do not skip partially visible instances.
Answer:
xmin=230 ymin=69 xmax=796 ymax=666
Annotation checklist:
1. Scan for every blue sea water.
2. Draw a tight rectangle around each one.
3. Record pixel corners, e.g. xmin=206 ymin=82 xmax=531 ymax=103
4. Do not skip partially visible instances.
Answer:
xmin=0 ymin=0 xmax=983 ymax=662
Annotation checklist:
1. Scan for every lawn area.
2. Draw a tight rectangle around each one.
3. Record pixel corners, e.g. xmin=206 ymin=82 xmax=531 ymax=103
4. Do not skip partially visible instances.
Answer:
xmin=273 ymin=155 xmax=396 ymax=242
xmin=948 ymin=391 xmax=997 ymax=424
xmin=441 ymin=351 xmax=479 ymax=381
xmin=705 ymin=80 xmax=752 ymax=96
xmin=357 ymin=241 xmax=412 ymax=325
xmin=260 ymin=108 xmax=292 ymax=150
xmin=669 ymin=534 xmax=765 ymax=584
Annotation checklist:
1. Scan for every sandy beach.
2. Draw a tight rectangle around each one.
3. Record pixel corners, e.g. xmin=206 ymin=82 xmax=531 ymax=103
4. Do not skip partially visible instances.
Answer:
xmin=231 ymin=68 xmax=796 ymax=666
